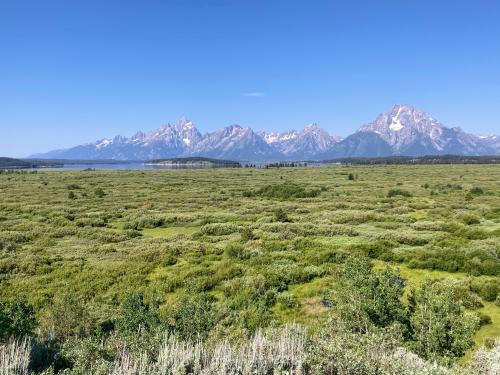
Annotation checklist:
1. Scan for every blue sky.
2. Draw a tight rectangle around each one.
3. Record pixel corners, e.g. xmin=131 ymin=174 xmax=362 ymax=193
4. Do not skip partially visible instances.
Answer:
xmin=1 ymin=0 xmax=499 ymax=157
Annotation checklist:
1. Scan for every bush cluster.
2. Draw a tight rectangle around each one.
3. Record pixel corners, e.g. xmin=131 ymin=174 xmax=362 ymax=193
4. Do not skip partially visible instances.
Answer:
xmin=244 ymin=183 xmax=323 ymax=200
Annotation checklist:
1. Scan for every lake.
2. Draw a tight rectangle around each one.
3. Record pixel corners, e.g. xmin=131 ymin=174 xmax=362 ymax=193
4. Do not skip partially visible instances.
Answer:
xmin=41 ymin=163 xmax=240 ymax=170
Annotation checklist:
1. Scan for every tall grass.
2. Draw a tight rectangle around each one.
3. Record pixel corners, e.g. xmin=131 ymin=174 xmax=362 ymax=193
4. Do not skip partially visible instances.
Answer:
xmin=0 ymin=339 xmax=30 ymax=375
xmin=1 ymin=330 xmax=500 ymax=374
xmin=111 ymin=324 xmax=305 ymax=375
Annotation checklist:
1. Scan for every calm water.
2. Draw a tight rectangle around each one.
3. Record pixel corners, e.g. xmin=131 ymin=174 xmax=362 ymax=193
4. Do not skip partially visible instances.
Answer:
xmin=42 ymin=163 xmax=242 ymax=171
xmin=37 ymin=162 xmax=323 ymax=171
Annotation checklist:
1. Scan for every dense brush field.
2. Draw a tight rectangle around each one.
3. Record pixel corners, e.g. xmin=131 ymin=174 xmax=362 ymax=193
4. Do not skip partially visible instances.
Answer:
xmin=1 ymin=165 xmax=500 ymax=374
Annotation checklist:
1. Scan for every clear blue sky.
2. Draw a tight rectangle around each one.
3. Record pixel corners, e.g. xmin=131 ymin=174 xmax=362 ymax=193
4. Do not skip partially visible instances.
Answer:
xmin=1 ymin=0 xmax=499 ymax=157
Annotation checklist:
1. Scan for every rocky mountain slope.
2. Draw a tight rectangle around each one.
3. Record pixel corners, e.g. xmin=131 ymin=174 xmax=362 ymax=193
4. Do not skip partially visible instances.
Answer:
xmin=31 ymin=105 xmax=499 ymax=161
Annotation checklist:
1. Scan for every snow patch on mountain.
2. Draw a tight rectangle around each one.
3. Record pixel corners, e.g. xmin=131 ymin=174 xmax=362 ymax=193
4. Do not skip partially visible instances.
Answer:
xmin=357 ymin=104 xmax=496 ymax=155
xmin=30 ymin=106 xmax=500 ymax=160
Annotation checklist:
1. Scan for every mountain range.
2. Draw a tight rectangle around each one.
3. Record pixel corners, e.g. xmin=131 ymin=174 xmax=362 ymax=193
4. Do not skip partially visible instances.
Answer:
xmin=31 ymin=105 xmax=500 ymax=161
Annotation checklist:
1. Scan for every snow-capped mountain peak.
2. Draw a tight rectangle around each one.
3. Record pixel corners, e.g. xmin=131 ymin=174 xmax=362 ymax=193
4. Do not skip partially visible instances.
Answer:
xmin=257 ymin=123 xmax=341 ymax=158
xmin=304 ymin=123 xmax=320 ymax=131
xmin=175 ymin=117 xmax=195 ymax=131
xmin=259 ymin=130 xmax=299 ymax=144
xmin=358 ymin=104 xmax=446 ymax=151
xmin=96 ymin=139 xmax=112 ymax=149
xmin=355 ymin=104 xmax=497 ymax=156
xmin=30 ymin=106 xmax=500 ymax=161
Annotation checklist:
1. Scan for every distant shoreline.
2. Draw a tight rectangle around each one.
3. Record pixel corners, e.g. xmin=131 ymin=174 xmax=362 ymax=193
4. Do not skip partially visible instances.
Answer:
xmin=2 ymin=154 xmax=500 ymax=170
xmin=144 ymin=157 xmax=241 ymax=168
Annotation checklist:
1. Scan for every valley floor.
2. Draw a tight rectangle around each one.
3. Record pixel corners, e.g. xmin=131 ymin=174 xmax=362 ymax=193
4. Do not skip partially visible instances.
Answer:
xmin=0 ymin=165 xmax=499 ymax=373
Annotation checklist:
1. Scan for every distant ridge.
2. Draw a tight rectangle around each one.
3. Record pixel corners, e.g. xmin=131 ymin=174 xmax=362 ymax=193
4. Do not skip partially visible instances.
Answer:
xmin=31 ymin=105 xmax=500 ymax=161
xmin=322 ymin=155 xmax=500 ymax=165
xmin=0 ymin=157 xmax=32 ymax=169
xmin=0 ymin=157 xmax=62 ymax=169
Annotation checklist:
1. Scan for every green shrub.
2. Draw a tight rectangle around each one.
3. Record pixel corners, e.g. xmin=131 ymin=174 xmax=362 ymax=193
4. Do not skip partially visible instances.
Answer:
xmin=276 ymin=291 xmax=299 ymax=308
xmin=408 ymin=280 xmax=480 ymax=362
xmin=469 ymin=187 xmax=484 ymax=196
xmin=387 ymin=189 xmax=412 ymax=198
xmin=477 ymin=312 xmax=492 ymax=326
xmin=0 ymin=302 xmax=10 ymax=340
xmin=162 ymin=254 xmax=177 ymax=266
xmin=471 ymin=280 xmax=500 ymax=302
xmin=0 ymin=297 xmax=36 ymax=340
xmin=241 ymin=227 xmax=255 ymax=242
xmin=274 ymin=208 xmax=291 ymax=223
xmin=6 ymin=297 xmax=36 ymax=338
xmin=200 ymin=223 xmax=240 ymax=236
xmin=116 ymin=293 xmax=160 ymax=335
xmin=225 ymin=242 xmax=250 ymax=260
xmin=460 ymin=213 xmax=481 ymax=225
xmin=94 ymin=188 xmax=106 ymax=198
xmin=39 ymin=294 xmax=94 ymax=340
xmin=328 ymin=257 xmax=408 ymax=334
xmin=166 ymin=291 xmax=216 ymax=340
xmin=350 ymin=240 xmax=396 ymax=259
xmin=246 ymin=183 xmax=322 ymax=200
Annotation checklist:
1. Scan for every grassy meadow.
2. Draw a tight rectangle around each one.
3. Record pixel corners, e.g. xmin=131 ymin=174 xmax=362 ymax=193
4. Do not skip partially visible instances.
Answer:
xmin=1 ymin=164 xmax=499 ymax=374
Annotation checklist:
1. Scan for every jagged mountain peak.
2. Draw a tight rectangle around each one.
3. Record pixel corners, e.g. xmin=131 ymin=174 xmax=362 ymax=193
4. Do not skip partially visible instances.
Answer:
xmin=210 ymin=124 xmax=250 ymax=139
xmin=303 ymin=123 xmax=321 ymax=131
xmin=30 ymin=106 xmax=500 ymax=160
xmin=257 ymin=123 xmax=341 ymax=159
xmin=356 ymin=104 xmax=495 ymax=155
xmin=175 ymin=117 xmax=195 ymax=130
xmin=357 ymin=104 xmax=443 ymax=150
xmin=390 ymin=103 xmax=418 ymax=115
xmin=225 ymin=124 xmax=244 ymax=131
xmin=365 ymin=104 xmax=441 ymax=134
xmin=131 ymin=131 xmax=146 ymax=140
xmin=112 ymin=135 xmax=127 ymax=143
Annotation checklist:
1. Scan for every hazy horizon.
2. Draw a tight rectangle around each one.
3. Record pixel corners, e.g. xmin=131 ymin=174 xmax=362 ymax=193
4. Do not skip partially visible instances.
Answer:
xmin=1 ymin=0 xmax=499 ymax=157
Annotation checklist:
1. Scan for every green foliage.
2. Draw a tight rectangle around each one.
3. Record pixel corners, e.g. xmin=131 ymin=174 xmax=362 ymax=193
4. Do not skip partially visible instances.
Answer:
xmin=94 ymin=187 xmax=106 ymax=198
xmin=115 ymin=293 xmax=160 ymax=335
xmin=276 ymin=291 xmax=299 ymax=308
xmin=0 ymin=164 xmax=499 ymax=372
xmin=241 ymin=227 xmax=254 ymax=242
xmin=0 ymin=302 xmax=10 ymax=340
xmin=469 ymin=187 xmax=484 ymax=196
xmin=0 ymin=297 xmax=36 ymax=340
xmin=309 ymin=322 xmax=406 ymax=375
xmin=460 ymin=213 xmax=481 ymax=225
xmin=245 ymin=182 xmax=322 ymax=200
xmin=166 ymin=290 xmax=216 ymax=341
xmin=7 ymin=297 xmax=36 ymax=338
xmin=225 ymin=242 xmax=250 ymax=260
xmin=67 ymin=191 xmax=76 ymax=200
xmin=274 ymin=208 xmax=291 ymax=222
xmin=39 ymin=294 xmax=94 ymax=341
xmin=387 ymin=188 xmax=412 ymax=198
xmin=200 ymin=222 xmax=240 ymax=235
xmin=477 ymin=312 xmax=492 ymax=326
xmin=329 ymin=257 xmax=408 ymax=333
xmin=471 ymin=280 xmax=500 ymax=302
xmin=408 ymin=280 xmax=480 ymax=362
